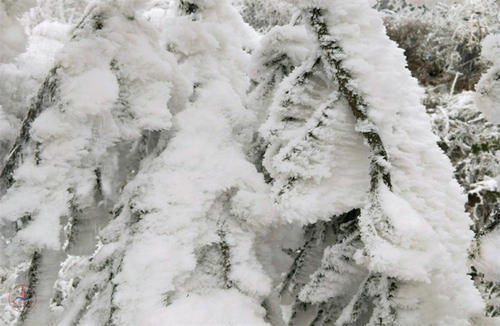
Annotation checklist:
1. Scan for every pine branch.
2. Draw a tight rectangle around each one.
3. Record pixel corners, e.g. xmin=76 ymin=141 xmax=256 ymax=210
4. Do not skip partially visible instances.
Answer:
xmin=278 ymin=223 xmax=321 ymax=296
xmin=0 ymin=68 xmax=59 ymax=194
xmin=17 ymin=251 xmax=41 ymax=323
xmin=216 ymin=223 xmax=234 ymax=290
xmin=308 ymin=8 xmax=392 ymax=193
xmin=304 ymin=8 xmax=400 ymax=325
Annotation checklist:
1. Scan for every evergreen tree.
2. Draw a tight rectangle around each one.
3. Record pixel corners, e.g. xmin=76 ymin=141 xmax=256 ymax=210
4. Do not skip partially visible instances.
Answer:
xmin=0 ymin=0 xmax=187 ymax=324
xmin=46 ymin=0 xmax=276 ymax=325
xmin=260 ymin=0 xmax=489 ymax=324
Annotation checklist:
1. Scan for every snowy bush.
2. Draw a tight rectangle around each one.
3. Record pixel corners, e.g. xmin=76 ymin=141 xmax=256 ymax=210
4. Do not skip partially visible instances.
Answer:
xmin=381 ymin=0 xmax=499 ymax=92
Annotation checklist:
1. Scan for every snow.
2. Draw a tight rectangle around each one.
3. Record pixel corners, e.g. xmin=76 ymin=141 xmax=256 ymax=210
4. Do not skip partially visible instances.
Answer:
xmin=0 ymin=108 xmax=16 ymax=142
xmin=159 ymin=289 xmax=269 ymax=326
xmin=59 ymin=68 xmax=119 ymax=116
xmin=127 ymin=81 xmax=172 ymax=130
xmin=248 ymin=24 xmax=313 ymax=123
xmin=475 ymin=229 xmax=500 ymax=282
xmin=250 ymin=25 xmax=312 ymax=78
xmin=0 ymin=2 xmax=27 ymax=63
xmin=107 ymin=79 xmax=275 ymax=323
xmin=16 ymin=191 xmax=69 ymax=250
xmin=357 ymin=184 xmax=442 ymax=282
xmin=482 ymin=34 xmax=500 ymax=63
